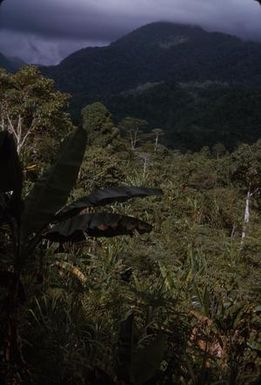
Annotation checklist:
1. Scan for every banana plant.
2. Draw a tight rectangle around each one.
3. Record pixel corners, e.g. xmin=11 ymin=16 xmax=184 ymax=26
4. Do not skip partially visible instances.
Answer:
xmin=87 ymin=312 xmax=167 ymax=385
xmin=0 ymin=128 xmax=162 ymax=380
xmin=116 ymin=312 xmax=167 ymax=385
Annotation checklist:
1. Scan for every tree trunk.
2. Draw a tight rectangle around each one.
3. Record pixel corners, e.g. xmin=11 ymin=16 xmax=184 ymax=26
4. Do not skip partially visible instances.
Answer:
xmin=241 ymin=189 xmax=251 ymax=246
xmin=154 ymin=134 xmax=159 ymax=152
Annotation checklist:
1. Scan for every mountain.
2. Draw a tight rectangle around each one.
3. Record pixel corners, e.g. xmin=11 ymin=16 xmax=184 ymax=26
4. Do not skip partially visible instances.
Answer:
xmin=0 ymin=52 xmax=25 ymax=72
xmin=43 ymin=22 xmax=261 ymax=101
xmin=42 ymin=22 xmax=261 ymax=150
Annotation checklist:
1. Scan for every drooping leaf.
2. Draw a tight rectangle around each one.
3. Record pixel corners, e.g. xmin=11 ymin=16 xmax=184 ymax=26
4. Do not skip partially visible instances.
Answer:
xmin=22 ymin=128 xmax=87 ymax=238
xmin=43 ymin=212 xmax=152 ymax=242
xmin=132 ymin=335 xmax=167 ymax=385
xmin=56 ymin=186 xmax=163 ymax=221
xmin=53 ymin=261 xmax=87 ymax=285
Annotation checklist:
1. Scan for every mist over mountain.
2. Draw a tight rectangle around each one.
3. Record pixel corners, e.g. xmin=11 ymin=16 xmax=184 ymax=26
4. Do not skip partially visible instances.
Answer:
xmin=0 ymin=52 xmax=25 ymax=72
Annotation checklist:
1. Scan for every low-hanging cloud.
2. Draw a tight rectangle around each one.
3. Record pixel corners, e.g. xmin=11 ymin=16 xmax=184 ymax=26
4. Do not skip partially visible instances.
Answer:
xmin=0 ymin=0 xmax=261 ymax=64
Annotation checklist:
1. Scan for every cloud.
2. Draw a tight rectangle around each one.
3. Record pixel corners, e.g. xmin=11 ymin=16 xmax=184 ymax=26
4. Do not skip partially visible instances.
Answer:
xmin=0 ymin=29 xmax=107 ymax=65
xmin=0 ymin=0 xmax=261 ymax=64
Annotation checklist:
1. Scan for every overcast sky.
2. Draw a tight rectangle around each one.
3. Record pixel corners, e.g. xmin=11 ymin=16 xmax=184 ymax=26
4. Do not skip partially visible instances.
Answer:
xmin=0 ymin=0 xmax=261 ymax=65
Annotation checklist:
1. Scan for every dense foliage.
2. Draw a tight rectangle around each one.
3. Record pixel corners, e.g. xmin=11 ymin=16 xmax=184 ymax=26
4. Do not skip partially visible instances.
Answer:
xmin=0 ymin=66 xmax=74 ymax=167
xmin=0 ymin=62 xmax=261 ymax=384
xmin=0 ymin=0 xmax=261 ymax=385
xmin=108 ymin=81 xmax=261 ymax=150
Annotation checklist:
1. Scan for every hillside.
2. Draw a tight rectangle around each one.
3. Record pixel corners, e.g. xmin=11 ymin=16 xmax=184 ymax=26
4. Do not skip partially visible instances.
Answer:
xmin=43 ymin=22 xmax=261 ymax=100
xmin=107 ymin=81 xmax=261 ymax=150
xmin=40 ymin=22 xmax=261 ymax=150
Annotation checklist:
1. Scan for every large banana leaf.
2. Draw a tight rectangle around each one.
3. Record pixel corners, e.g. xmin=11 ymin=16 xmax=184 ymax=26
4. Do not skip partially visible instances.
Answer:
xmin=22 ymin=128 xmax=87 ymax=238
xmin=56 ymin=186 xmax=163 ymax=221
xmin=0 ymin=131 xmax=23 ymax=222
xmin=0 ymin=131 xmax=23 ymax=195
xmin=43 ymin=212 xmax=152 ymax=242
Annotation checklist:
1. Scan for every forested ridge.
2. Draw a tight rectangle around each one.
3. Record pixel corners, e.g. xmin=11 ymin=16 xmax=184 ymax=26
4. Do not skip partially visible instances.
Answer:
xmin=107 ymin=81 xmax=261 ymax=150
xmin=0 ymin=66 xmax=261 ymax=384
xmin=1 ymin=22 xmax=261 ymax=149
xmin=44 ymin=22 xmax=261 ymax=95
xmin=40 ymin=22 xmax=261 ymax=150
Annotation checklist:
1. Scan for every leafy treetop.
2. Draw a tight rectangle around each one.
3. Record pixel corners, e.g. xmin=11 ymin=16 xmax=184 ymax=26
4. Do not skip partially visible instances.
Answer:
xmin=81 ymin=102 xmax=119 ymax=146
xmin=0 ymin=66 xmax=74 ymax=166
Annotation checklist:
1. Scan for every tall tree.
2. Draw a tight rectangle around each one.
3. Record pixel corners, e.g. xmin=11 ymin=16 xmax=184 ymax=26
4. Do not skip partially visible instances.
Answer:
xmin=81 ymin=102 xmax=119 ymax=146
xmin=0 ymin=66 xmax=74 ymax=165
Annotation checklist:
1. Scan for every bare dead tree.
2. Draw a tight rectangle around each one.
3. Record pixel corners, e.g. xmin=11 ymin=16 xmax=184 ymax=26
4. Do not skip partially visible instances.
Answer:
xmin=0 ymin=110 xmax=33 ymax=155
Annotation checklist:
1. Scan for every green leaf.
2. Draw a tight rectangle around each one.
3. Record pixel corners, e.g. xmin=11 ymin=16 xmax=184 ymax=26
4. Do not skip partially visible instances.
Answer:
xmin=56 ymin=186 xmax=162 ymax=221
xmin=43 ymin=212 xmax=152 ymax=242
xmin=132 ymin=335 xmax=166 ymax=385
xmin=22 ymin=128 xmax=87 ymax=238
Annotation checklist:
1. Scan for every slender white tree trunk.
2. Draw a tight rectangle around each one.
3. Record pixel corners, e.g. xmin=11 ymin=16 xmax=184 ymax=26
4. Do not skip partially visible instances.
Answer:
xmin=143 ymin=156 xmax=148 ymax=178
xmin=154 ymin=134 xmax=159 ymax=152
xmin=241 ymin=189 xmax=251 ymax=246
xmin=6 ymin=114 xmax=31 ymax=155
